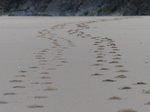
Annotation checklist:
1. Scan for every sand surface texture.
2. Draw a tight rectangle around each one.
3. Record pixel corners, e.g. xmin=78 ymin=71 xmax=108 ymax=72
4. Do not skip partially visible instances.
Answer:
xmin=0 ymin=16 xmax=150 ymax=112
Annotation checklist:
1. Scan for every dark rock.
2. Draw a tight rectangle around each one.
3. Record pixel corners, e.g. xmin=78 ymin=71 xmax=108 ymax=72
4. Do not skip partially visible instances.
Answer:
xmin=9 ymin=10 xmax=33 ymax=16
xmin=0 ymin=0 xmax=150 ymax=16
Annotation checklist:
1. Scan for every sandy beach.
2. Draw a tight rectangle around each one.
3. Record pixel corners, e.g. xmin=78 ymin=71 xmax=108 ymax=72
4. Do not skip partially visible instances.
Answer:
xmin=0 ymin=16 xmax=150 ymax=112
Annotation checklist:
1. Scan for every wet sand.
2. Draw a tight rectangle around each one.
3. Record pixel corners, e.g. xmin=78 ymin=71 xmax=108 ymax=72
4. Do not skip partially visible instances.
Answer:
xmin=0 ymin=16 xmax=150 ymax=112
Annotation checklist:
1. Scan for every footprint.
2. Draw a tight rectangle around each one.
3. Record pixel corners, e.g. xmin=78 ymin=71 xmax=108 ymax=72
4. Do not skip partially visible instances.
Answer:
xmin=28 ymin=105 xmax=44 ymax=108
xmin=99 ymin=45 xmax=105 ymax=47
xmin=132 ymin=82 xmax=147 ymax=85
xmin=61 ymin=61 xmax=68 ymax=63
xmin=10 ymin=80 xmax=23 ymax=82
xmin=39 ymin=60 xmax=47 ymax=62
xmin=100 ymin=68 xmax=109 ymax=70
xmin=116 ymin=70 xmax=128 ymax=72
xmin=108 ymin=44 xmax=116 ymax=47
xmin=115 ymin=65 xmax=124 ymax=67
xmin=67 ymin=29 xmax=73 ymax=33
xmin=40 ymin=76 xmax=51 ymax=79
xmin=118 ymin=109 xmax=137 ymax=112
xmin=57 ymin=58 xmax=65 ymax=60
xmin=47 ymin=68 xmax=56 ymax=70
xmin=44 ymin=49 xmax=50 ymax=51
xmin=77 ymin=34 xmax=82 ymax=37
xmin=143 ymin=90 xmax=150 ymax=94
xmin=145 ymin=102 xmax=150 ymax=105
xmin=109 ymin=51 xmax=116 ymax=54
xmin=12 ymin=86 xmax=25 ymax=88
xmin=94 ymin=51 xmax=100 ymax=53
xmin=114 ymin=75 xmax=127 ymax=78
xmin=92 ymin=64 xmax=103 ymax=66
xmin=37 ymin=53 xmax=45 ymax=55
xmin=31 ymin=82 xmax=40 ymax=84
xmin=34 ymin=96 xmax=48 ymax=99
xmin=15 ymin=75 xmax=26 ymax=77
xmin=97 ymin=53 xmax=106 ymax=56
xmin=36 ymin=57 xmax=45 ymax=59
xmin=97 ymin=48 xmax=105 ymax=50
xmin=91 ymin=73 xmax=103 ymax=76
xmin=52 ymin=46 xmax=56 ymax=48
xmin=44 ymin=87 xmax=57 ymax=91
xmin=91 ymin=37 xmax=97 ymax=39
xmin=81 ymin=35 xmax=85 ymax=38
xmin=41 ymin=50 xmax=47 ymax=52
xmin=41 ymin=82 xmax=52 ymax=84
xmin=38 ymin=63 xmax=47 ymax=65
xmin=29 ymin=66 xmax=38 ymax=69
xmin=40 ymin=72 xmax=49 ymax=74
xmin=119 ymin=86 xmax=132 ymax=90
xmin=37 ymin=31 xmax=43 ymax=34
xmin=3 ymin=93 xmax=17 ymax=95
xmin=94 ymin=44 xmax=99 ymax=45
xmin=112 ymin=47 xmax=117 ymax=48
xmin=97 ymin=60 xmax=107 ymax=62
xmin=113 ymin=49 xmax=120 ymax=51
xmin=96 ymin=56 xmax=104 ymax=58
xmin=94 ymin=41 xmax=101 ymax=44
xmin=0 ymin=101 xmax=8 ymax=104
xmin=109 ymin=61 xmax=119 ymax=64
xmin=19 ymin=70 xmax=27 ymax=73
xmin=85 ymin=34 xmax=91 ymax=37
xmin=112 ymin=57 xmax=122 ymax=60
xmin=102 ymin=79 xmax=116 ymax=82
xmin=115 ymin=54 xmax=122 ymax=56
xmin=108 ymin=96 xmax=121 ymax=100
xmin=107 ymin=38 xmax=113 ymax=40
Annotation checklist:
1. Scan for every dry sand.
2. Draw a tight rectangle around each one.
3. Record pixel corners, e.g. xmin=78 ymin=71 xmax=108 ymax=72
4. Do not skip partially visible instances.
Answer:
xmin=0 ymin=16 xmax=150 ymax=112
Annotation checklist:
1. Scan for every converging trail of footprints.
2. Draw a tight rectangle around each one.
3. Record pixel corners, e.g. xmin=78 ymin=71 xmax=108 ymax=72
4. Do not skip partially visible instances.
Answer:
xmin=0 ymin=21 xmax=76 ymax=109
xmin=0 ymin=17 xmax=148 ymax=112
xmin=66 ymin=18 xmax=149 ymax=112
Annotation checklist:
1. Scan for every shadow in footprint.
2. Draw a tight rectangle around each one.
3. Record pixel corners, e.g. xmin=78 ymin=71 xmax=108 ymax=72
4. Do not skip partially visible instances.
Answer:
xmin=102 ymin=79 xmax=116 ymax=82
xmin=40 ymin=72 xmax=49 ymax=74
xmin=108 ymin=96 xmax=122 ymax=100
xmin=0 ymin=101 xmax=8 ymax=104
xmin=34 ymin=96 xmax=48 ymax=99
xmin=132 ymin=82 xmax=147 ymax=85
xmin=3 ymin=93 xmax=17 ymax=95
xmin=115 ymin=65 xmax=124 ymax=67
xmin=44 ymin=87 xmax=57 ymax=91
xmin=91 ymin=73 xmax=103 ymax=76
xmin=10 ymin=80 xmax=23 ymax=82
xmin=92 ymin=64 xmax=103 ymax=66
xmin=115 ymin=75 xmax=127 ymax=79
xmin=15 ymin=75 xmax=26 ymax=77
xmin=109 ymin=61 xmax=119 ymax=64
xmin=40 ymin=76 xmax=51 ymax=79
xmin=116 ymin=70 xmax=128 ymax=72
xmin=145 ymin=102 xmax=150 ymax=105
xmin=119 ymin=86 xmax=132 ymax=90
xmin=12 ymin=86 xmax=25 ymax=88
xmin=118 ymin=109 xmax=137 ymax=112
xmin=19 ymin=70 xmax=27 ymax=73
xmin=100 ymin=68 xmax=109 ymax=70
xmin=29 ymin=66 xmax=38 ymax=69
xmin=28 ymin=105 xmax=44 ymax=108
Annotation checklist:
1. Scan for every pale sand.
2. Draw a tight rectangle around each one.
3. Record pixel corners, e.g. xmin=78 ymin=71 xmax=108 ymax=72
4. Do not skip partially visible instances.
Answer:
xmin=0 ymin=16 xmax=150 ymax=112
